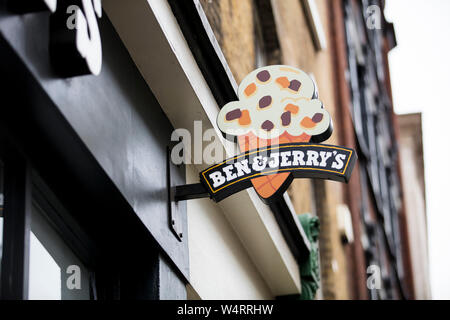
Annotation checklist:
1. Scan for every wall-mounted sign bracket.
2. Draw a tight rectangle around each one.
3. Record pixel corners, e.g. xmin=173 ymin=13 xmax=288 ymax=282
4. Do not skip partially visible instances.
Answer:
xmin=172 ymin=142 xmax=357 ymax=205
xmin=173 ymin=142 xmax=357 ymax=205
xmin=172 ymin=143 xmax=357 ymax=203
xmin=167 ymin=148 xmax=186 ymax=242
xmin=174 ymin=183 xmax=210 ymax=202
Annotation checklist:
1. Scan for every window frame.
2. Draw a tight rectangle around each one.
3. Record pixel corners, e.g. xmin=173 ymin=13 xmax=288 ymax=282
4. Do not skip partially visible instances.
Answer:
xmin=0 ymin=139 xmax=31 ymax=300
xmin=301 ymin=0 xmax=328 ymax=51
xmin=0 ymin=138 xmax=98 ymax=300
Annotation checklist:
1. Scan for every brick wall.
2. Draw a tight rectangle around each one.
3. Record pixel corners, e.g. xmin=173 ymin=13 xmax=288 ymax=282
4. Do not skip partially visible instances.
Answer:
xmin=200 ymin=0 xmax=256 ymax=83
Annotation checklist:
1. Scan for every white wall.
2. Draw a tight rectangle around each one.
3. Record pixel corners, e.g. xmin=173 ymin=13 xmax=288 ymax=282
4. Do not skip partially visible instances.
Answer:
xmin=399 ymin=135 xmax=431 ymax=299
xmin=186 ymin=165 xmax=273 ymax=300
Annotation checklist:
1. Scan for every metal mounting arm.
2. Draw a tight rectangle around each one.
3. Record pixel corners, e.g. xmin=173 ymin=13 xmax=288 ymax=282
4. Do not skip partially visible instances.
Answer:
xmin=174 ymin=183 xmax=210 ymax=201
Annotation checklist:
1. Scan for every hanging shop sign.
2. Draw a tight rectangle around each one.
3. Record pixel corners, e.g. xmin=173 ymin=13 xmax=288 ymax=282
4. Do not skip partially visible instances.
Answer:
xmin=175 ymin=65 xmax=357 ymax=203
xmin=8 ymin=0 xmax=102 ymax=77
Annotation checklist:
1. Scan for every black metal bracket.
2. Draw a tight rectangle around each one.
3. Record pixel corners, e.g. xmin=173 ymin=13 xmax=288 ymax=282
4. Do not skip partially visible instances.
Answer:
xmin=168 ymin=160 xmax=314 ymax=265
xmin=167 ymin=148 xmax=184 ymax=242
xmin=167 ymin=146 xmax=210 ymax=242
xmin=174 ymin=183 xmax=210 ymax=202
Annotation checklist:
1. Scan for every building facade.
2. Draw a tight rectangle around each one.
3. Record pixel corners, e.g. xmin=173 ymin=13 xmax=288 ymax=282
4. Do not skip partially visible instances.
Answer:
xmin=0 ymin=0 xmax=427 ymax=300
xmin=397 ymin=113 xmax=430 ymax=300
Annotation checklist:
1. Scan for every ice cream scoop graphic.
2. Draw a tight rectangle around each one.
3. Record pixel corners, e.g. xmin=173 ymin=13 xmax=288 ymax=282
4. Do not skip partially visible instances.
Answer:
xmin=217 ymin=65 xmax=333 ymax=200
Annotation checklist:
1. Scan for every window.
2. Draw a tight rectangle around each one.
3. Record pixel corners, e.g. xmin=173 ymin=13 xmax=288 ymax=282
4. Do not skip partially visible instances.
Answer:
xmin=253 ymin=3 xmax=267 ymax=68
xmin=253 ymin=0 xmax=282 ymax=66
xmin=28 ymin=202 xmax=91 ymax=300
xmin=0 ymin=142 xmax=95 ymax=300
xmin=302 ymin=0 xmax=327 ymax=51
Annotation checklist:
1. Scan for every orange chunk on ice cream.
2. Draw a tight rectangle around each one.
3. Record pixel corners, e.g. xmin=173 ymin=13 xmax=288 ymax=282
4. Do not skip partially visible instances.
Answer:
xmin=239 ymin=110 xmax=251 ymax=126
xmin=244 ymin=83 xmax=257 ymax=97
xmin=300 ymin=114 xmax=323 ymax=129
xmin=284 ymin=103 xmax=299 ymax=114
xmin=300 ymin=117 xmax=317 ymax=128
xmin=275 ymin=77 xmax=290 ymax=88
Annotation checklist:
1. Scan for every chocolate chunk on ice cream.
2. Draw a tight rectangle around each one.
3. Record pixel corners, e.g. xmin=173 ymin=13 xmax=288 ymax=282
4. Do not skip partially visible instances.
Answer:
xmin=312 ymin=113 xmax=323 ymax=123
xmin=259 ymin=96 xmax=272 ymax=109
xmin=281 ymin=111 xmax=291 ymax=126
xmin=288 ymin=80 xmax=301 ymax=92
xmin=256 ymin=70 xmax=271 ymax=83
xmin=226 ymin=109 xmax=242 ymax=121
xmin=261 ymin=120 xmax=274 ymax=131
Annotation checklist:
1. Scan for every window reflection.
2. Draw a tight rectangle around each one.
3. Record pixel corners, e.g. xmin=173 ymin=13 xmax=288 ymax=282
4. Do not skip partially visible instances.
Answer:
xmin=29 ymin=203 xmax=91 ymax=300
xmin=29 ymin=232 xmax=61 ymax=299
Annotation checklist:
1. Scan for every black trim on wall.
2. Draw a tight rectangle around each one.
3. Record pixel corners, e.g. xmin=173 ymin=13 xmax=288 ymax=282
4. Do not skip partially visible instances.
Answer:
xmin=0 ymin=142 xmax=31 ymax=300
xmin=254 ymin=0 xmax=282 ymax=64
xmin=0 ymin=10 xmax=187 ymax=299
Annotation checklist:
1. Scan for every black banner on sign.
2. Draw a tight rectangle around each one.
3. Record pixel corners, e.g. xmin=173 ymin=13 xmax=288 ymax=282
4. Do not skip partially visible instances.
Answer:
xmin=200 ymin=143 xmax=357 ymax=202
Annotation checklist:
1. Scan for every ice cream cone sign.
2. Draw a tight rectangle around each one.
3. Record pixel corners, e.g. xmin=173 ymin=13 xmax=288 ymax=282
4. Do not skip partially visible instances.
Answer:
xmin=196 ymin=65 xmax=357 ymax=203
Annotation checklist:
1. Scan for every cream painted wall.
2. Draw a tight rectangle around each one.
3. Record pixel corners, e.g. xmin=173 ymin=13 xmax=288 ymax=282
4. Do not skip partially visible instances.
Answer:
xmin=186 ymin=165 xmax=273 ymax=300
xmin=399 ymin=135 xmax=431 ymax=299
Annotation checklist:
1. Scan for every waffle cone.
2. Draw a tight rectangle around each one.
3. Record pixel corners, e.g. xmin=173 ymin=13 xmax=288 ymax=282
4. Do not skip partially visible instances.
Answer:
xmin=238 ymin=131 xmax=311 ymax=200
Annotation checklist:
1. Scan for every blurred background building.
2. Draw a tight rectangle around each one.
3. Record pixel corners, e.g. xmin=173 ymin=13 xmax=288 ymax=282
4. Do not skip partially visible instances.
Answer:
xmin=397 ymin=113 xmax=430 ymax=299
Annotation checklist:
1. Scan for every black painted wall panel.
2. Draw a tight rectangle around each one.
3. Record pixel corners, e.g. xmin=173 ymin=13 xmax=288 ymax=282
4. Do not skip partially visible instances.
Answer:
xmin=0 ymin=8 xmax=188 ymax=280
